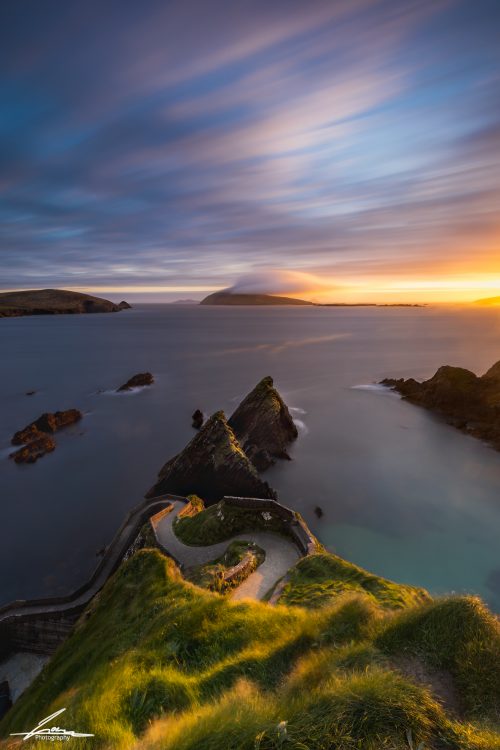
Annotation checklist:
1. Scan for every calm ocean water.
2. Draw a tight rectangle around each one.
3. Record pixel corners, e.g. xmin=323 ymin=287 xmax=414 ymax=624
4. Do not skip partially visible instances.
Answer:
xmin=1 ymin=304 xmax=500 ymax=610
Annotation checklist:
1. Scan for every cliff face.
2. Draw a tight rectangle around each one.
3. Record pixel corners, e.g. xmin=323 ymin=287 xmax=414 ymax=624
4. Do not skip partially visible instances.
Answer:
xmin=146 ymin=411 xmax=277 ymax=502
xmin=0 ymin=289 xmax=131 ymax=317
xmin=200 ymin=291 xmax=312 ymax=305
xmin=382 ymin=359 xmax=500 ymax=448
xmin=229 ymin=376 xmax=298 ymax=470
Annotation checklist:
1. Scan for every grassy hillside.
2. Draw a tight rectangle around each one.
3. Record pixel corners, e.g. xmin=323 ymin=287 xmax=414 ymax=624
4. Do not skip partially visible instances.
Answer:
xmin=173 ymin=497 xmax=299 ymax=545
xmin=2 ymin=549 xmax=499 ymax=750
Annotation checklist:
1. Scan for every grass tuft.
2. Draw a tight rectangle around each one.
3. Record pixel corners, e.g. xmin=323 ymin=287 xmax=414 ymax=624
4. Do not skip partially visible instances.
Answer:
xmin=1 ymin=550 xmax=499 ymax=750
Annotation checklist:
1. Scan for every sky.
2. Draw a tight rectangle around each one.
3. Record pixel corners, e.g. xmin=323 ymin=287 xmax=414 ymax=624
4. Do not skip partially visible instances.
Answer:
xmin=1 ymin=0 xmax=499 ymax=303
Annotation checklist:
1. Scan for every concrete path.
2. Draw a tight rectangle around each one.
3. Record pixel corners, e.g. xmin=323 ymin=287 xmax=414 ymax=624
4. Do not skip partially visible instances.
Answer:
xmin=155 ymin=501 xmax=300 ymax=601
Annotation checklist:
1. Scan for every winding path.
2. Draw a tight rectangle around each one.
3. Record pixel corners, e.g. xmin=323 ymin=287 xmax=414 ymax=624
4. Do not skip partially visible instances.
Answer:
xmin=155 ymin=501 xmax=300 ymax=601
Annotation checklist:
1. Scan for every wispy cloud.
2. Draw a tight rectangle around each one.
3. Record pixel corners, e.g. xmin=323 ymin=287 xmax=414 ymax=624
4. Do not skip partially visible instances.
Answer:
xmin=1 ymin=0 xmax=499 ymax=300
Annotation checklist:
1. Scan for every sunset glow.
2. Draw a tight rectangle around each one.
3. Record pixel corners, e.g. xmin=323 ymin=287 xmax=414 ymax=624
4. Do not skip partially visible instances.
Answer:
xmin=1 ymin=1 xmax=499 ymax=302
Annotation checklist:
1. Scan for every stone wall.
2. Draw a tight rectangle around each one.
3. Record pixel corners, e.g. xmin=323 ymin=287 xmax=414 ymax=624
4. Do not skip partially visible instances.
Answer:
xmin=0 ymin=495 xmax=176 ymax=659
xmin=223 ymin=496 xmax=318 ymax=554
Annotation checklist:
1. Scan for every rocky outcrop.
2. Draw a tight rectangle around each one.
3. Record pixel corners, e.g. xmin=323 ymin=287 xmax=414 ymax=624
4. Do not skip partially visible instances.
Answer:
xmin=0 ymin=289 xmax=131 ymax=317
xmin=117 ymin=300 xmax=131 ymax=310
xmin=381 ymin=359 xmax=500 ymax=449
xmin=10 ymin=432 xmax=56 ymax=463
xmin=192 ymin=409 xmax=204 ymax=429
xmin=10 ymin=409 xmax=82 ymax=464
xmin=117 ymin=372 xmax=154 ymax=391
xmin=146 ymin=411 xmax=277 ymax=503
xmin=229 ymin=376 xmax=298 ymax=470
xmin=12 ymin=409 xmax=82 ymax=445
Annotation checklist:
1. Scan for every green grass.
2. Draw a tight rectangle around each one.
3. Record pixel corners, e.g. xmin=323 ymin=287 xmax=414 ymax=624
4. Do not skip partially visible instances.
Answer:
xmin=2 ymin=549 xmax=499 ymax=750
xmin=377 ymin=596 xmax=500 ymax=719
xmin=184 ymin=540 xmax=265 ymax=593
xmin=173 ymin=498 xmax=296 ymax=545
xmin=277 ymin=552 xmax=430 ymax=610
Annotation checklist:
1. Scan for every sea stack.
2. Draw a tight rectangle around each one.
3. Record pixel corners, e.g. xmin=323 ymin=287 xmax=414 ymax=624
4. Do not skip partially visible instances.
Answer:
xmin=229 ymin=376 xmax=298 ymax=470
xmin=146 ymin=411 xmax=277 ymax=502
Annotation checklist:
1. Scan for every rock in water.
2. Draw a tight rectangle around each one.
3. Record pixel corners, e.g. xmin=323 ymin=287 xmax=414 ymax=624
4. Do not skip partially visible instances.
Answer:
xmin=117 ymin=372 xmax=154 ymax=391
xmin=12 ymin=409 xmax=82 ymax=445
xmin=146 ymin=411 xmax=277 ymax=502
xmin=192 ymin=409 xmax=204 ymax=429
xmin=10 ymin=430 xmax=56 ymax=463
xmin=229 ymin=376 xmax=298 ymax=471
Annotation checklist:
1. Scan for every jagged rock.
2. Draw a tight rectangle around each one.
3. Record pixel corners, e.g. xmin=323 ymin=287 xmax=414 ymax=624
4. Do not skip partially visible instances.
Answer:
xmin=381 ymin=359 xmax=500 ymax=450
xmin=117 ymin=372 xmax=154 ymax=391
xmin=12 ymin=409 xmax=82 ymax=445
xmin=10 ymin=430 xmax=56 ymax=463
xmin=146 ymin=411 xmax=277 ymax=503
xmin=228 ymin=376 xmax=298 ymax=471
xmin=192 ymin=409 xmax=204 ymax=429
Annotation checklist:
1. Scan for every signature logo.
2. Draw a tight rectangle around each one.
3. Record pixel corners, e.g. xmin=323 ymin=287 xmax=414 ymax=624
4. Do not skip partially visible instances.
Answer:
xmin=10 ymin=708 xmax=94 ymax=742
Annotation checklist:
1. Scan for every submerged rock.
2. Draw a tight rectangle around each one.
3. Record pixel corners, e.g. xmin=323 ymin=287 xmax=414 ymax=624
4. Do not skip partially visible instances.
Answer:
xmin=228 ymin=376 xmax=298 ymax=471
xmin=381 ymin=359 xmax=500 ymax=450
xmin=146 ymin=411 xmax=277 ymax=503
xmin=192 ymin=409 xmax=204 ymax=429
xmin=117 ymin=372 xmax=154 ymax=391
xmin=12 ymin=409 xmax=82 ymax=445
xmin=10 ymin=430 xmax=56 ymax=463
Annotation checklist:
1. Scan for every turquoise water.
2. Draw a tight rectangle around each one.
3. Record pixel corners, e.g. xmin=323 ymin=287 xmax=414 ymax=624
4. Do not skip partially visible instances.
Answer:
xmin=1 ymin=304 xmax=499 ymax=609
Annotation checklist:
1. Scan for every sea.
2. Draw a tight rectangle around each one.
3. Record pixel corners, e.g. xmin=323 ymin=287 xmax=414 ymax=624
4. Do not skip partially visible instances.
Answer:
xmin=1 ymin=304 xmax=500 ymax=610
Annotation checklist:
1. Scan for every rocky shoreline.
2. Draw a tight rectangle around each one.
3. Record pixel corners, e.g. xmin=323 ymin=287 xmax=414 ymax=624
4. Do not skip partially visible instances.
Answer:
xmin=381 ymin=358 xmax=500 ymax=450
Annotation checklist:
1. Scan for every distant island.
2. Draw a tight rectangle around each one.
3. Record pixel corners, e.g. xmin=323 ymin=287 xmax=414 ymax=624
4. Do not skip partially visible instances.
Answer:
xmin=0 ymin=289 xmax=131 ymax=317
xmin=200 ymin=291 xmax=313 ymax=305
xmin=200 ymin=290 xmax=424 ymax=307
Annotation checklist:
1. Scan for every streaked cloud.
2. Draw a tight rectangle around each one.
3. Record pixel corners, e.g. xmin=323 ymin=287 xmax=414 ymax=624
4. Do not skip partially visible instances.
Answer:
xmin=0 ymin=0 xmax=499 ymax=301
